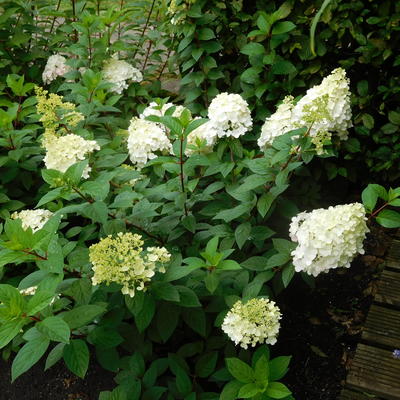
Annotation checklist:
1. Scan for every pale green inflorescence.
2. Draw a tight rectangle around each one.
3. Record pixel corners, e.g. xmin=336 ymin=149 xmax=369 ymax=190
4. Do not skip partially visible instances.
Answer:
xmin=222 ymin=298 xmax=282 ymax=349
xmin=89 ymin=233 xmax=171 ymax=297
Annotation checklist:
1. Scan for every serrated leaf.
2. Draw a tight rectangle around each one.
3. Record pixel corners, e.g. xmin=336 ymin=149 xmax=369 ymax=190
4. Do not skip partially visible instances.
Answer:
xmin=12 ymin=336 xmax=50 ymax=381
xmin=37 ymin=316 xmax=70 ymax=343
xmin=63 ymin=339 xmax=89 ymax=378
xmin=226 ymin=358 xmax=254 ymax=383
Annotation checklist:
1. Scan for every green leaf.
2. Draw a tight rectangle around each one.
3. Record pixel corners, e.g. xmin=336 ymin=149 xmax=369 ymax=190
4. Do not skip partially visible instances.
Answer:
xmin=11 ymin=335 xmax=50 ymax=381
xmin=266 ymin=382 xmax=292 ymax=399
xmin=134 ymin=295 xmax=155 ymax=332
xmin=152 ymin=282 xmax=180 ymax=302
xmin=271 ymin=61 xmax=297 ymax=75
xmin=269 ymin=356 xmax=291 ymax=381
xmin=83 ymin=201 xmax=108 ymax=224
xmin=273 ymin=239 xmax=296 ymax=255
xmin=205 ymin=271 xmax=219 ymax=293
xmin=282 ymin=263 xmax=295 ymax=287
xmin=156 ymin=303 xmax=179 ymax=342
xmin=361 ymin=184 xmax=386 ymax=212
xmin=213 ymin=203 xmax=251 ymax=222
xmin=45 ymin=343 xmax=65 ymax=370
xmin=219 ymin=260 xmax=242 ymax=270
xmin=0 ymin=319 xmax=25 ymax=349
xmin=241 ymin=67 xmax=261 ymax=84
xmin=272 ymin=21 xmax=296 ymax=35
xmin=258 ymin=193 xmax=275 ymax=217
xmin=88 ymin=326 xmax=123 ymax=348
xmin=376 ymin=209 xmax=400 ymax=228
xmin=27 ymin=291 xmax=54 ymax=315
xmin=195 ymin=352 xmax=218 ymax=378
xmin=176 ymin=286 xmax=201 ymax=307
xmin=64 ymin=160 xmax=88 ymax=185
xmin=362 ymin=113 xmax=374 ymax=129
xmin=226 ymin=358 xmax=254 ymax=383
xmin=238 ymin=383 xmax=261 ymax=398
xmin=241 ymin=256 xmax=269 ymax=271
xmin=182 ymin=308 xmax=206 ymax=337
xmin=63 ymin=339 xmax=89 ymax=378
xmin=240 ymin=42 xmax=265 ymax=56
xmin=37 ymin=316 xmax=70 ymax=343
xmin=198 ymin=28 xmax=215 ymax=40
xmin=389 ymin=111 xmax=400 ymax=125
xmin=267 ymin=253 xmax=291 ymax=268
xmin=220 ymin=380 xmax=242 ymax=400
xmin=62 ymin=304 xmax=106 ymax=329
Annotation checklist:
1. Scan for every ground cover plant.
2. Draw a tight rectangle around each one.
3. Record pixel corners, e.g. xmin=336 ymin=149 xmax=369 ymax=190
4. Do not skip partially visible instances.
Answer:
xmin=1 ymin=1 xmax=400 ymax=399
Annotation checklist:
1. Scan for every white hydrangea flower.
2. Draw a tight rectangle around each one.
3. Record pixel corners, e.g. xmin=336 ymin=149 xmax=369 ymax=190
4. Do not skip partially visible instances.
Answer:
xmin=185 ymin=119 xmax=218 ymax=156
xmin=42 ymin=134 xmax=100 ymax=179
xmin=12 ymin=209 xmax=53 ymax=232
xmin=140 ymin=102 xmax=186 ymax=119
xmin=258 ymin=96 xmax=298 ymax=149
xmin=89 ymin=232 xmax=171 ymax=297
xmin=208 ymin=93 xmax=252 ymax=138
xmin=42 ymin=54 xmax=71 ymax=84
xmin=289 ymin=203 xmax=369 ymax=277
xmin=127 ymin=117 xmax=172 ymax=167
xmin=222 ymin=298 xmax=282 ymax=349
xmin=102 ymin=57 xmax=143 ymax=94
xmin=292 ymin=67 xmax=352 ymax=141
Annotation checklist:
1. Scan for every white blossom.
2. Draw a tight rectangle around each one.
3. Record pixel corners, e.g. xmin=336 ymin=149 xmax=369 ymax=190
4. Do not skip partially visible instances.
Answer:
xmin=292 ymin=67 xmax=352 ymax=141
xmin=222 ymin=298 xmax=281 ymax=349
xmin=208 ymin=93 xmax=252 ymax=138
xmin=185 ymin=119 xmax=218 ymax=156
xmin=42 ymin=133 xmax=100 ymax=179
xmin=127 ymin=117 xmax=172 ymax=167
xmin=102 ymin=57 xmax=143 ymax=94
xmin=140 ymin=102 xmax=186 ymax=119
xmin=258 ymin=96 xmax=297 ymax=149
xmin=12 ymin=209 xmax=53 ymax=232
xmin=42 ymin=54 xmax=71 ymax=84
xmin=289 ymin=203 xmax=369 ymax=277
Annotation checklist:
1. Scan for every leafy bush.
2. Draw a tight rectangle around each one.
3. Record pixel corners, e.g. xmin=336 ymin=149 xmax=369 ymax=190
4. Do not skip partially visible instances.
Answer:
xmin=168 ymin=0 xmax=400 ymax=180
xmin=1 ymin=2 xmax=400 ymax=400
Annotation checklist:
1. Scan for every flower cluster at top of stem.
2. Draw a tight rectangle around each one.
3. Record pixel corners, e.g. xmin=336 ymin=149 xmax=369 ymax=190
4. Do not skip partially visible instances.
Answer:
xmin=258 ymin=68 xmax=352 ymax=154
xmin=12 ymin=209 xmax=53 ymax=232
xmin=289 ymin=203 xmax=369 ymax=277
xmin=42 ymin=54 xmax=71 ymax=84
xmin=35 ymin=87 xmax=99 ymax=178
xmin=102 ymin=57 xmax=143 ymax=94
xmin=221 ymin=298 xmax=282 ymax=349
xmin=89 ymin=232 xmax=171 ymax=297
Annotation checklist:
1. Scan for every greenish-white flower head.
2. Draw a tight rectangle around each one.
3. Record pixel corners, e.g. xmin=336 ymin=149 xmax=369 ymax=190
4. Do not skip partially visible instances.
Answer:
xmin=258 ymin=68 xmax=352 ymax=153
xmin=292 ymin=67 xmax=352 ymax=140
xmin=89 ymin=232 xmax=171 ymax=297
xmin=42 ymin=54 xmax=71 ymax=84
xmin=12 ymin=209 xmax=53 ymax=232
xmin=222 ymin=298 xmax=282 ymax=349
xmin=127 ymin=117 xmax=172 ymax=167
xmin=257 ymin=95 xmax=297 ymax=150
xmin=289 ymin=203 xmax=369 ymax=277
xmin=102 ymin=57 xmax=142 ymax=94
xmin=208 ymin=93 xmax=253 ymax=139
xmin=42 ymin=133 xmax=99 ymax=179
